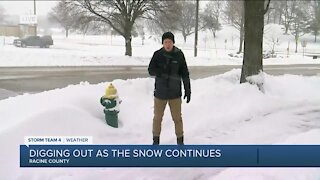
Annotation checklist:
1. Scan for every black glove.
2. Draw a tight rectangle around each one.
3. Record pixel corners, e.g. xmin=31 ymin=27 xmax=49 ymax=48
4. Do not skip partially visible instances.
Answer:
xmin=184 ymin=92 xmax=191 ymax=103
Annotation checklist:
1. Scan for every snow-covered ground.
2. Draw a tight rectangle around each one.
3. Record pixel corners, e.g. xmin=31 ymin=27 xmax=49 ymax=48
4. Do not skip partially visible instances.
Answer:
xmin=0 ymin=23 xmax=320 ymax=179
xmin=0 ymin=24 xmax=319 ymax=67
xmin=1 ymin=69 xmax=320 ymax=179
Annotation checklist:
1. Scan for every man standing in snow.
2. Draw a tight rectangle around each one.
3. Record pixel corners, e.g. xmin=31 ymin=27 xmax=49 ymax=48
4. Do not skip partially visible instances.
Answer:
xmin=148 ymin=32 xmax=191 ymax=145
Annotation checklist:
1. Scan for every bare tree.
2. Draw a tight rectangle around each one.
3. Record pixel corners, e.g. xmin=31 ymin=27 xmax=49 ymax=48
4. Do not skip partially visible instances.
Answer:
xmin=265 ymin=4 xmax=272 ymax=24
xmin=281 ymin=0 xmax=299 ymax=34
xmin=240 ymin=0 xmax=271 ymax=87
xmin=224 ymin=1 xmax=244 ymax=54
xmin=49 ymin=0 xmax=78 ymax=38
xmin=0 ymin=5 xmax=5 ymax=23
xmin=176 ymin=1 xmax=197 ymax=43
xmin=134 ymin=19 xmax=145 ymax=45
xmin=146 ymin=1 xmax=180 ymax=37
xmin=89 ymin=21 xmax=111 ymax=35
xmin=265 ymin=1 xmax=286 ymax=25
xmin=72 ymin=0 xmax=163 ymax=56
xmin=201 ymin=1 xmax=223 ymax=38
xmin=308 ymin=0 xmax=320 ymax=42
xmin=308 ymin=19 xmax=319 ymax=42
xmin=72 ymin=16 xmax=96 ymax=36
xmin=264 ymin=33 xmax=280 ymax=57
xmin=288 ymin=1 xmax=311 ymax=53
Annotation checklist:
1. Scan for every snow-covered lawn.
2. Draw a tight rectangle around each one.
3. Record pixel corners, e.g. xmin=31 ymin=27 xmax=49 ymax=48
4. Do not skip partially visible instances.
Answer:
xmin=1 ymin=69 xmax=320 ymax=179
xmin=0 ymin=24 xmax=319 ymax=67
xmin=0 ymin=38 xmax=318 ymax=67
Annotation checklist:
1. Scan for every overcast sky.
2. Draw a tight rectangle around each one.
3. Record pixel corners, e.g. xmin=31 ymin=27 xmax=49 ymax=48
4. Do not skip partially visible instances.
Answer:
xmin=0 ymin=1 xmax=58 ymax=16
xmin=0 ymin=1 xmax=208 ymax=16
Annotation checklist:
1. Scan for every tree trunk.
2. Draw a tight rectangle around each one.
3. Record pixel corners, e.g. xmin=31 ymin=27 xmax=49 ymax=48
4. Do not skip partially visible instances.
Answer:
xmin=284 ymin=24 xmax=289 ymax=34
xmin=278 ymin=10 xmax=282 ymax=25
xmin=295 ymin=36 xmax=298 ymax=53
xmin=240 ymin=0 xmax=265 ymax=85
xmin=238 ymin=12 xmax=245 ymax=54
xmin=124 ymin=25 xmax=133 ymax=56
xmin=315 ymin=33 xmax=317 ymax=43
xmin=273 ymin=9 xmax=277 ymax=24
xmin=65 ymin=28 xmax=69 ymax=38
xmin=83 ymin=25 xmax=89 ymax=37
xmin=125 ymin=36 xmax=132 ymax=56
xmin=183 ymin=34 xmax=187 ymax=43
xmin=238 ymin=25 xmax=244 ymax=53
xmin=278 ymin=2 xmax=284 ymax=25
xmin=284 ymin=1 xmax=289 ymax=34
xmin=194 ymin=0 xmax=199 ymax=57
xmin=238 ymin=32 xmax=244 ymax=54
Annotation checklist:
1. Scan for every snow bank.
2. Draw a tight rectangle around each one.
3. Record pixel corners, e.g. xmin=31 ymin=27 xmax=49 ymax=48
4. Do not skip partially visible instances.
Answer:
xmin=0 ymin=70 xmax=320 ymax=179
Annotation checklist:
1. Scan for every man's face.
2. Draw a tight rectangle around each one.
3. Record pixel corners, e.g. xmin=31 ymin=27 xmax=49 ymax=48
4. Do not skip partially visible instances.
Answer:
xmin=163 ymin=39 xmax=174 ymax=52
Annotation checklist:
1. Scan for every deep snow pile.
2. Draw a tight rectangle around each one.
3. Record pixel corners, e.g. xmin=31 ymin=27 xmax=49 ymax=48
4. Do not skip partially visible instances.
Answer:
xmin=0 ymin=69 xmax=320 ymax=179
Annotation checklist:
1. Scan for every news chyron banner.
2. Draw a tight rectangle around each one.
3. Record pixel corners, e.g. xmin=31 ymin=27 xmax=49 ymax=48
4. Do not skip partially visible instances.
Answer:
xmin=21 ymin=136 xmax=320 ymax=167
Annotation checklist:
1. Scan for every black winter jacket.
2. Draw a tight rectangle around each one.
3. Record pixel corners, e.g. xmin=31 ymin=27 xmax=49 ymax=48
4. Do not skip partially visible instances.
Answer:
xmin=148 ymin=46 xmax=191 ymax=100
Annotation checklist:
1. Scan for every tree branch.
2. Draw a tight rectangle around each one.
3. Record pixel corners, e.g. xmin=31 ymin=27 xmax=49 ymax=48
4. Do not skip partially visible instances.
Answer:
xmin=264 ymin=0 xmax=271 ymax=14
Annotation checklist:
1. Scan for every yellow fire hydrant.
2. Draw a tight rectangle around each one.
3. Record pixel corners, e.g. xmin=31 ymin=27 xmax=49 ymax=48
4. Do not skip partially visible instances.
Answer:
xmin=100 ymin=83 xmax=121 ymax=128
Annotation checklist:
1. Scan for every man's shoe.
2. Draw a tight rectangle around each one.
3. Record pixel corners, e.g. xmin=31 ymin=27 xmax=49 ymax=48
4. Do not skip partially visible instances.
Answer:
xmin=177 ymin=136 xmax=184 ymax=145
xmin=153 ymin=136 xmax=160 ymax=145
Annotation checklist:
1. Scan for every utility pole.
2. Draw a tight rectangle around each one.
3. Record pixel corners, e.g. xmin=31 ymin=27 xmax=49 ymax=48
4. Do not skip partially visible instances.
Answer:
xmin=194 ymin=0 xmax=199 ymax=57
xmin=33 ymin=0 xmax=37 ymax=36
xmin=34 ymin=0 xmax=36 ymax=15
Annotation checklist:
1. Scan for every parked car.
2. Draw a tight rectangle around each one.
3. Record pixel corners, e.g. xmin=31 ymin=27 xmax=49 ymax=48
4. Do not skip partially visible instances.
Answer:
xmin=13 ymin=35 xmax=53 ymax=48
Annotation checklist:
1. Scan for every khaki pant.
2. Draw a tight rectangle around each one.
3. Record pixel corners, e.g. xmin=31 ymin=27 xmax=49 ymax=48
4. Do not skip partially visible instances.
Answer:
xmin=152 ymin=97 xmax=184 ymax=138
